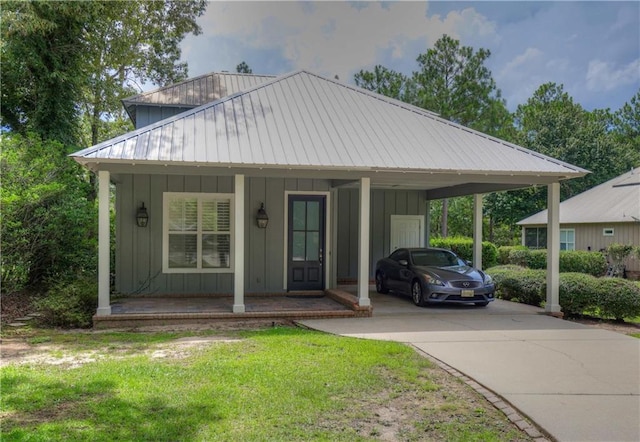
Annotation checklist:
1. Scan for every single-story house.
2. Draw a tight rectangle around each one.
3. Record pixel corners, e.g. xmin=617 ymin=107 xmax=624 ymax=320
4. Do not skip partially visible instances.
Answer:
xmin=518 ymin=167 xmax=640 ymax=279
xmin=70 ymin=70 xmax=587 ymax=320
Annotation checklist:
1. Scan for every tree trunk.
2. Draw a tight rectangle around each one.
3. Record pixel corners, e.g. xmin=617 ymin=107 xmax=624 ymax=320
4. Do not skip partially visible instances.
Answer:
xmin=441 ymin=198 xmax=448 ymax=237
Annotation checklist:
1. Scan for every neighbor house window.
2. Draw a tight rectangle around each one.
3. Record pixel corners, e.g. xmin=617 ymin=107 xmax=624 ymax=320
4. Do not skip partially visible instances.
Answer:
xmin=525 ymin=227 xmax=575 ymax=250
xmin=603 ymin=228 xmax=614 ymax=236
xmin=560 ymin=229 xmax=575 ymax=251
xmin=163 ymin=193 xmax=233 ymax=273
xmin=525 ymin=227 xmax=547 ymax=249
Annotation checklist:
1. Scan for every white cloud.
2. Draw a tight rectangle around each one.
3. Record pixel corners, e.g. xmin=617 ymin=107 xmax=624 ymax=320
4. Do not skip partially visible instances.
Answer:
xmin=586 ymin=59 xmax=640 ymax=92
xmin=192 ymin=2 xmax=497 ymax=80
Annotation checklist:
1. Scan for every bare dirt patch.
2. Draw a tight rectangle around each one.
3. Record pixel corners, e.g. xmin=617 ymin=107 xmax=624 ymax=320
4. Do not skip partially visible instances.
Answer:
xmin=0 ymin=335 xmax=241 ymax=368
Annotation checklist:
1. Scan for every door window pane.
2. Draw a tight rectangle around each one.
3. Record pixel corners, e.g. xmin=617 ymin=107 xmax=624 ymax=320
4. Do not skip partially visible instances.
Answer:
xmin=306 ymin=232 xmax=319 ymax=261
xmin=293 ymin=201 xmax=306 ymax=231
xmin=306 ymin=201 xmax=319 ymax=231
xmin=292 ymin=231 xmax=306 ymax=261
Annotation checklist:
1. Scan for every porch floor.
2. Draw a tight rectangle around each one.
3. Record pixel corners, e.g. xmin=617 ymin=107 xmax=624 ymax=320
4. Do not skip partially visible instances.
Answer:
xmin=94 ymin=289 xmax=371 ymax=329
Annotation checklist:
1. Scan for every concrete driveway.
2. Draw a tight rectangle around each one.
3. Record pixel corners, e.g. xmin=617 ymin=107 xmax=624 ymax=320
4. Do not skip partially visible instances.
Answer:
xmin=300 ymin=291 xmax=640 ymax=442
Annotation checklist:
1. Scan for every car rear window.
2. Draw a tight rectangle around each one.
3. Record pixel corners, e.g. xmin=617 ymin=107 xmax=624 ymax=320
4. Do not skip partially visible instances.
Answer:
xmin=412 ymin=250 xmax=459 ymax=267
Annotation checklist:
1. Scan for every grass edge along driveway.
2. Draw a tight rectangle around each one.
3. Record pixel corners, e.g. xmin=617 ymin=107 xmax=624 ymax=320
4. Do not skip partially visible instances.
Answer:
xmin=1 ymin=327 xmax=533 ymax=441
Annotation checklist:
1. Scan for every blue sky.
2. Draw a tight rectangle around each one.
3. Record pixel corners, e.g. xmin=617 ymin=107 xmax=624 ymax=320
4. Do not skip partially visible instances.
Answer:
xmin=180 ymin=1 xmax=639 ymax=112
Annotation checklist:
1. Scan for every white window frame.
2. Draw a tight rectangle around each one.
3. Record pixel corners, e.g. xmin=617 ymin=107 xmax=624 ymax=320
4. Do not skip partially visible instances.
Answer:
xmin=603 ymin=228 xmax=614 ymax=237
xmin=162 ymin=192 xmax=234 ymax=273
xmin=560 ymin=228 xmax=575 ymax=251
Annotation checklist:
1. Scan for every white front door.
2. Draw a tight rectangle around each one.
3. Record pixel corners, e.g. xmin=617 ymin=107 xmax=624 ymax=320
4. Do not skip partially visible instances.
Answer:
xmin=390 ymin=215 xmax=425 ymax=251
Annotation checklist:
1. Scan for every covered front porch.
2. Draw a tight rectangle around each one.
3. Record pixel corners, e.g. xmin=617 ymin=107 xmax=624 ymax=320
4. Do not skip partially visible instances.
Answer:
xmin=93 ymin=288 xmax=371 ymax=329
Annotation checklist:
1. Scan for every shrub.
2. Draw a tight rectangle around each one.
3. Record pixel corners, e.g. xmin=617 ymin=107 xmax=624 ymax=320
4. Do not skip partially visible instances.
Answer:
xmin=527 ymin=250 xmax=547 ymax=269
xmin=502 ymin=248 xmax=607 ymax=277
xmin=594 ymin=278 xmax=640 ymax=322
xmin=35 ymin=276 xmax=97 ymax=328
xmin=497 ymin=246 xmax=527 ymax=265
xmin=430 ymin=236 xmax=498 ymax=269
xmin=507 ymin=248 xmax=530 ymax=267
xmin=560 ymin=251 xmax=607 ymax=277
xmin=1 ymin=133 xmax=97 ymax=293
xmin=558 ymin=273 xmax=599 ymax=317
xmin=486 ymin=266 xmax=545 ymax=306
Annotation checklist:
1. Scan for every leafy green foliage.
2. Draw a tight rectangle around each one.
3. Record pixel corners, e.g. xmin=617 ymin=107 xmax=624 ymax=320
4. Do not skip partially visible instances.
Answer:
xmin=1 ymin=0 xmax=207 ymax=147
xmin=354 ymin=64 xmax=415 ymax=102
xmin=498 ymin=247 xmax=607 ymax=277
xmin=35 ymin=277 xmax=98 ymax=328
xmin=497 ymin=246 xmax=527 ymax=265
xmin=487 ymin=266 xmax=640 ymax=321
xmin=79 ymin=0 xmax=207 ymax=146
xmin=413 ymin=34 xmax=508 ymax=135
xmin=236 ymin=61 xmax=252 ymax=73
xmin=429 ymin=236 xmax=498 ymax=269
xmin=558 ymin=273 xmax=599 ymax=317
xmin=0 ymin=133 xmax=96 ymax=292
xmin=485 ymin=266 xmax=546 ymax=305
xmin=1 ymin=1 xmax=90 ymax=145
xmin=595 ymin=279 xmax=640 ymax=322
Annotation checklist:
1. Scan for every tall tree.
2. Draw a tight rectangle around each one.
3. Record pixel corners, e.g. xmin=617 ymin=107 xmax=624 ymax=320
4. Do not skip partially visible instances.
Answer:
xmin=236 ymin=61 xmax=253 ymax=74
xmin=612 ymin=91 xmax=640 ymax=167
xmin=1 ymin=0 xmax=207 ymax=148
xmin=1 ymin=1 xmax=92 ymax=146
xmin=81 ymin=0 xmax=207 ymax=146
xmin=354 ymin=65 xmax=415 ymax=102
xmin=413 ymin=35 xmax=508 ymax=236
xmin=413 ymin=35 xmax=508 ymax=135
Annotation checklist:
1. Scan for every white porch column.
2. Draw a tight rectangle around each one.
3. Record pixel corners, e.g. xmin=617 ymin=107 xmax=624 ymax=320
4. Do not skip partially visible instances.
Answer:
xmin=424 ymin=199 xmax=431 ymax=247
xmin=358 ymin=177 xmax=371 ymax=307
xmin=97 ymin=170 xmax=111 ymax=316
xmin=233 ymin=174 xmax=245 ymax=313
xmin=546 ymin=182 xmax=561 ymax=313
xmin=472 ymin=194 xmax=483 ymax=269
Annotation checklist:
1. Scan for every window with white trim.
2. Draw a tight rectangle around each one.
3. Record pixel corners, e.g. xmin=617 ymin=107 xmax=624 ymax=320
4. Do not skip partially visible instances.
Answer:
xmin=163 ymin=193 xmax=233 ymax=273
xmin=603 ymin=228 xmax=614 ymax=236
xmin=560 ymin=229 xmax=575 ymax=251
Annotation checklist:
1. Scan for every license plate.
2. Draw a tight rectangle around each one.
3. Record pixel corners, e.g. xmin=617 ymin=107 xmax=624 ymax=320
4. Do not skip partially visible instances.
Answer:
xmin=461 ymin=289 xmax=474 ymax=297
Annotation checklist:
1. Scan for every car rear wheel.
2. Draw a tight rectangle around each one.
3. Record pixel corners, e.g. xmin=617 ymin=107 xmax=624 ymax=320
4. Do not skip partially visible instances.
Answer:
xmin=411 ymin=280 xmax=426 ymax=306
xmin=375 ymin=272 xmax=389 ymax=294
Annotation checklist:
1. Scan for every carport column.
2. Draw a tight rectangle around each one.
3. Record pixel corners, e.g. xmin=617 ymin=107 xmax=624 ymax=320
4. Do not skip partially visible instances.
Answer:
xmin=233 ymin=174 xmax=245 ymax=313
xmin=358 ymin=177 xmax=371 ymax=307
xmin=546 ymin=182 xmax=561 ymax=313
xmin=472 ymin=194 xmax=483 ymax=269
xmin=424 ymin=199 xmax=431 ymax=247
xmin=97 ymin=170 xmax=111 ymax=316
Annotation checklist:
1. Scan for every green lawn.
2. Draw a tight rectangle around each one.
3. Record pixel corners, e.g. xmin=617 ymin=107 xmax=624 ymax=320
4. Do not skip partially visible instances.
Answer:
xmin=1 ymin=327 xmax=530 ymax=441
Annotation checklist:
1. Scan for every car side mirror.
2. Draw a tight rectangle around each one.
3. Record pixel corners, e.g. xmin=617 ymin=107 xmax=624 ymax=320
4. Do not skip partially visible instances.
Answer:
xmin=398 ymin=259 xmax=408 ymax=266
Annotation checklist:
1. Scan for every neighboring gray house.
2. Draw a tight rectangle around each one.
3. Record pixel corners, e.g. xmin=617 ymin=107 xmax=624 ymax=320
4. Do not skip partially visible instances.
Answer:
xmin=71 ymin=70 xmax=586 ymax=316
xmin=518 ymin=167 xmax=640 ymax=278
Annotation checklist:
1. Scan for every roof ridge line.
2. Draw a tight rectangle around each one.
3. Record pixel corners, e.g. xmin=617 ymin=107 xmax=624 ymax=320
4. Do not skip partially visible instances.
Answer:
xmin=121 ymin=71 xmax=278 ymax=104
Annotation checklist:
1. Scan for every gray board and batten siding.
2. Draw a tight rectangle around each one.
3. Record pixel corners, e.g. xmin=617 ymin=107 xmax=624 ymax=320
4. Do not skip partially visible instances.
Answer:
xmin=115 ymin=173 xmax=425 ymax=295
xmin=336 ymin=188 xmax=427 ymax=281
xmin=116 ymin=174 xmax=330 ymax=295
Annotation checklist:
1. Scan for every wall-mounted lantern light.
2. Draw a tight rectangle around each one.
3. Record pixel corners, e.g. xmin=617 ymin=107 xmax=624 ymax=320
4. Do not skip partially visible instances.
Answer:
xmin=256 ymin=203 xmax=269 ymax=228
xmin=136 ymin=203 xmax=149 ymax=227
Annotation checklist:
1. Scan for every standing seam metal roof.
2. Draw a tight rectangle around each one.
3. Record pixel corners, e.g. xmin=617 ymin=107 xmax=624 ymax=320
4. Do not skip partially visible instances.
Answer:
xmin=74 ymin=70 xmax=587 ymax=177
xmin=518 ymin=168 xmax=640 ymax=224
